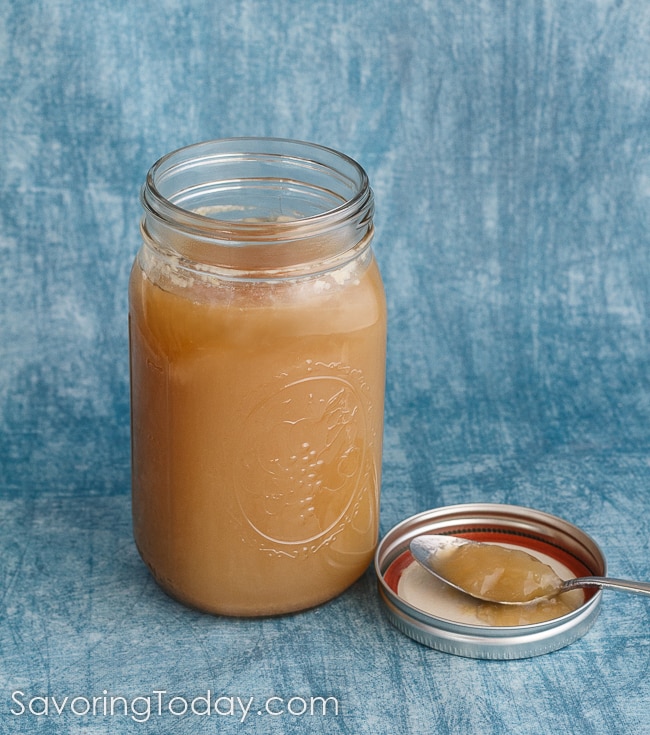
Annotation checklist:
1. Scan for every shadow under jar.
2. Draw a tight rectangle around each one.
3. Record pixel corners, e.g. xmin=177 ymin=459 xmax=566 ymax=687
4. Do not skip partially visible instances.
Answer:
xmin=129 ymin=138 xmax=387 ymax=616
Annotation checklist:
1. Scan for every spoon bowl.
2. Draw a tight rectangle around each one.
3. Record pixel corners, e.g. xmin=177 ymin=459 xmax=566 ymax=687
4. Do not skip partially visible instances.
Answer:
xmin=410 ymin=534 xmax=650 ymax=605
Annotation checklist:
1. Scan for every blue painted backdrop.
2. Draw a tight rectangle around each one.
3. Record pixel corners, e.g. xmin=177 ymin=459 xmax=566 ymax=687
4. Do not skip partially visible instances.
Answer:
xmin=2 ymin=2 xmax=650 ymax=734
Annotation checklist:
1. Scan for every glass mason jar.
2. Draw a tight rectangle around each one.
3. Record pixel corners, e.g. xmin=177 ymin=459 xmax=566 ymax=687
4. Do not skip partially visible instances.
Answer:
xmin=129 ymin=138 xmax=386 ymax=616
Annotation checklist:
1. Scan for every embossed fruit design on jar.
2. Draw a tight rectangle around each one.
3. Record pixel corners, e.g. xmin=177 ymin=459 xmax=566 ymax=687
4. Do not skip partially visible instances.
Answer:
xmin=129 ymin=139 xmax=386 ymax=615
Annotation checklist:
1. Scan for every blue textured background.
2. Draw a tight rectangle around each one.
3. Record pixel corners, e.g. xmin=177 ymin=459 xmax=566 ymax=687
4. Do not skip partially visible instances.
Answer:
xmin=2 ymin=1 xmax=650 ymax=733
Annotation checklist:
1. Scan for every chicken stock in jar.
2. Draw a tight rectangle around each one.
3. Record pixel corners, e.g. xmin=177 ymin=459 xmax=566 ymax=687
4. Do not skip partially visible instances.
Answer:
xmin=129 ymin=138 xmax=387 ymax=616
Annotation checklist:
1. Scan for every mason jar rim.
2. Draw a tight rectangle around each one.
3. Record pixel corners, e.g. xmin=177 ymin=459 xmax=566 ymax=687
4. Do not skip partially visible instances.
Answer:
xmin=141 ymin=137 xmax=373 ymax=244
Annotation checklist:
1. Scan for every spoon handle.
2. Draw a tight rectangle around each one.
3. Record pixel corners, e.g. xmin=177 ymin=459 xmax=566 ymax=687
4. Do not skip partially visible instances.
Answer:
xmin=562 ymin=576 xmax=650 ymax=596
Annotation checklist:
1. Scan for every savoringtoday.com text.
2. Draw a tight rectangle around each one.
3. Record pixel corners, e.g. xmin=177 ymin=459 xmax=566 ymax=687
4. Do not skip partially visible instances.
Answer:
xmin=10 ymin=689 xmax=340 ymax=724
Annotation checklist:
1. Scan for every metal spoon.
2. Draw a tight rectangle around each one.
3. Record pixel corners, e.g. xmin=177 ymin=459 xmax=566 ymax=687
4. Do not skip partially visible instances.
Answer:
xmin=410 ymin=534 xmax=650 ymax=605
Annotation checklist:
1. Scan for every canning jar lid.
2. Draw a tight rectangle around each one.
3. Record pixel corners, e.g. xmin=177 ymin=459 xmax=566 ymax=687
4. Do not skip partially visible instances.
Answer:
xmin=374 ymin=503 xmax=605 ymax=659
